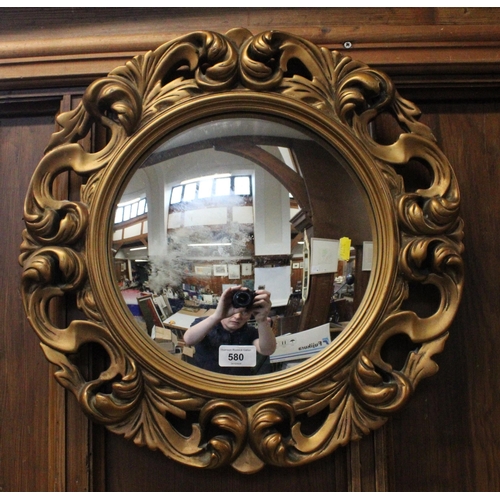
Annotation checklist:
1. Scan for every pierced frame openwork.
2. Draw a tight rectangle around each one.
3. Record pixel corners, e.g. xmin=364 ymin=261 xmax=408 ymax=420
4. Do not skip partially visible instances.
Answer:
xmin=20 ymin=29 xmax=464 ymax=472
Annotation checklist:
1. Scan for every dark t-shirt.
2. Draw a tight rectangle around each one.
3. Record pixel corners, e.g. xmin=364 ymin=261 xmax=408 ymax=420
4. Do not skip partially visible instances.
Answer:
xmin=189 ymin=316 xmax=259 ymax=375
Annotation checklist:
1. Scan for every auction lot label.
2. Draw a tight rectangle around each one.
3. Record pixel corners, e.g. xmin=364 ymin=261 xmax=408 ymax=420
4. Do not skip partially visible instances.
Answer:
xmin=219 ymin=345 xmax=257 ymax=367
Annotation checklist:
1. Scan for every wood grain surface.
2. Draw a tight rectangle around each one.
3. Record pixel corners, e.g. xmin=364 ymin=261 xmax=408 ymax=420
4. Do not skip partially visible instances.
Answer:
xmin=1 ymin=7 xmax=500 ymax=492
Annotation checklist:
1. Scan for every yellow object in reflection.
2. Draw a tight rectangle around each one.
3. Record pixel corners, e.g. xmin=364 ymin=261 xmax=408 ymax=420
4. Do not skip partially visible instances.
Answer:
xmin=339 ymin=237 xmax=352 ymax=262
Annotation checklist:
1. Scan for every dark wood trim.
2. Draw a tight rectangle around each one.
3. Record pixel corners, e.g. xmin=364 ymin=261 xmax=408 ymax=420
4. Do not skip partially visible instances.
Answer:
xmin=348 ymin=440 xmax=362 ymax=492
xmin=46 ymin=94 xmax=70 ymax=492
xmin=48 ymin=365 xmax=66 ymax=491
xmin=2 ymin=48 xmax=500 ymax=93
xmin=1 ymin=8 xmax=500 ymax=92
xmin=374 ymin=427 xmax=388 ymax=492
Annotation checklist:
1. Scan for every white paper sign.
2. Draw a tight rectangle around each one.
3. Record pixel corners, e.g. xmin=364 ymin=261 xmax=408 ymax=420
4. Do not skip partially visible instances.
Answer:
xmin=254 ymin=265 xmax=290 ymax=307
xmin=219 ymin=345 xmax=257 ymax=367
xmin=310 ymin=238 xmax=339 ymax=275
xmin=269 ymin=322 xmax=331 ymax=363
xmin=362 ymin=241 xmax=373 ymax=271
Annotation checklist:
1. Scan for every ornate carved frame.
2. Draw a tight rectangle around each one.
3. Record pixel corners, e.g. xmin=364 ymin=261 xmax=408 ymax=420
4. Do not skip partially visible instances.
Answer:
xmin=20 ymin=28 xmax=464 ymax=472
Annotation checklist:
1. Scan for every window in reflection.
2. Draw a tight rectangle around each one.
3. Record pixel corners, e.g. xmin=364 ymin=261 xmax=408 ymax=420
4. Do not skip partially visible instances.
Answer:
xmin=234 ymin=176 xmax=251 ymax=195
xmin=169 ymin=174 xmax=252 ymax=204
xmin=170 ymin=186 xmax=183 ymax=204
xmin=183 ymin=182 xmax=197 ymax=202
xmin=115 ymin=196 xmax=148 ymax=224
xmin=198 ymin=178 xmax=213 ymax=198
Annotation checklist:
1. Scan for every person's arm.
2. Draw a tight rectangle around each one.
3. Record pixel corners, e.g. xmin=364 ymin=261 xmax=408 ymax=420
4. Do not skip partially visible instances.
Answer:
xmin=251 ymin=290 xmax=276 ymax=356
xmin=182 ymin=314 xmax=220 ymax=347
xmin=183 ymin=286 xmax=243 ymax=346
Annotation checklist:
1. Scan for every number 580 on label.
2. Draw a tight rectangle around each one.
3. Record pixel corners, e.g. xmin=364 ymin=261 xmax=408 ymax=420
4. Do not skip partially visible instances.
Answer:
xmin=219 ymin=345 xmax=256 ymax=367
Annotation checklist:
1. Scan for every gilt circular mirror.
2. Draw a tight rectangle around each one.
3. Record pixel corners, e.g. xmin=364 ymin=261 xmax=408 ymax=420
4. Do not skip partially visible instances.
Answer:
xmin=20 ymin=28 xmax=464 ymax=472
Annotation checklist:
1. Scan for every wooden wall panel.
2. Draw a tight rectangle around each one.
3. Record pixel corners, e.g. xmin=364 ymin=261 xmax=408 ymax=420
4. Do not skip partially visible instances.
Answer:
xmin=104 ymin=430 xmax=349 ymax=491
xmin=0 ymin=96 xmax=93 ymax=492
xmin=1 ymin=8 xmax=500 ymax=90
xmin=1 ymin=7 xmax=500 ymax=492
xmin=382 ymin=99 xmax=500 ymax=492
xmin=0 ymin=111 xmax=56 ymax=492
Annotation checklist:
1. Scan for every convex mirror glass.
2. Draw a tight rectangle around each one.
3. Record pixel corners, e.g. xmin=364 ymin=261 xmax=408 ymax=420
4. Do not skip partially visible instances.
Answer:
xmin=113 ymin=117 xmax=373 ymax=375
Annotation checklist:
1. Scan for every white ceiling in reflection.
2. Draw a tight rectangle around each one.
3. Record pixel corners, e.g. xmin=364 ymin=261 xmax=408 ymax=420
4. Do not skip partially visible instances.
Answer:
xmin=154 ymin=117 xmax=314 ymax=153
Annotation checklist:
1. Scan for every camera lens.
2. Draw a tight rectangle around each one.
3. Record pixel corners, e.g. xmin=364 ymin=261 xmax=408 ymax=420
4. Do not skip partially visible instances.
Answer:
xmin=232 ymin=290 xmax=253 ymax=308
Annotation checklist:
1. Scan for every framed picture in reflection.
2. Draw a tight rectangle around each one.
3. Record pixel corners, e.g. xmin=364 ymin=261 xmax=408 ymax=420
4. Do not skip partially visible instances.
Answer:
xmin=213 ymin=264 xmax=228 ymax=277
xmin=195 ymin=266 xmax=212 ymax=276
xmin=241 ymin=263 xmax=253 ymax=276
xmin=228 ymin=264 xmax=240 ymax=279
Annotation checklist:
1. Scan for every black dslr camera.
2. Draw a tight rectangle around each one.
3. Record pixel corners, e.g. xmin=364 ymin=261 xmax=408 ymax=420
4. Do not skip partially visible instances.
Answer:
xmin=231 ymin=289 xmax=255 ymax=309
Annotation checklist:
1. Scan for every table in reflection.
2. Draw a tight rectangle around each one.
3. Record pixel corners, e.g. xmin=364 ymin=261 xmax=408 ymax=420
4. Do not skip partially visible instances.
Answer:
xmin=163 ymin=307 xmax=215 ymax=333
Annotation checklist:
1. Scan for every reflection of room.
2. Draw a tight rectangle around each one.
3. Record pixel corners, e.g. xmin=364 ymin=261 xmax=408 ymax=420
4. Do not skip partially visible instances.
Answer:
xmin=112 ymin=117 xmax=372 ymax=368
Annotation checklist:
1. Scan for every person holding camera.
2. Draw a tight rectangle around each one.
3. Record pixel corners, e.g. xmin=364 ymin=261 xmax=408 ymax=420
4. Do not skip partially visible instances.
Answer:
xmin=183 ymin=286 xmax=276 ymax=375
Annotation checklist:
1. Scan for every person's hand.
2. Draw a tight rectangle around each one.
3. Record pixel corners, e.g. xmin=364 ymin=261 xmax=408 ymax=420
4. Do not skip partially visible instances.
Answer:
xmin=213 ymin=285 xmax=244 ymax=321
xmin=251 ymin=289 xmax=272 ymax=323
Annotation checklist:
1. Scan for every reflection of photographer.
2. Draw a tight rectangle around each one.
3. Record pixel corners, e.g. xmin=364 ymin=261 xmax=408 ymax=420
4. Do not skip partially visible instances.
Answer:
xmin=183 ymin=286 xmax=276 ymax=375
